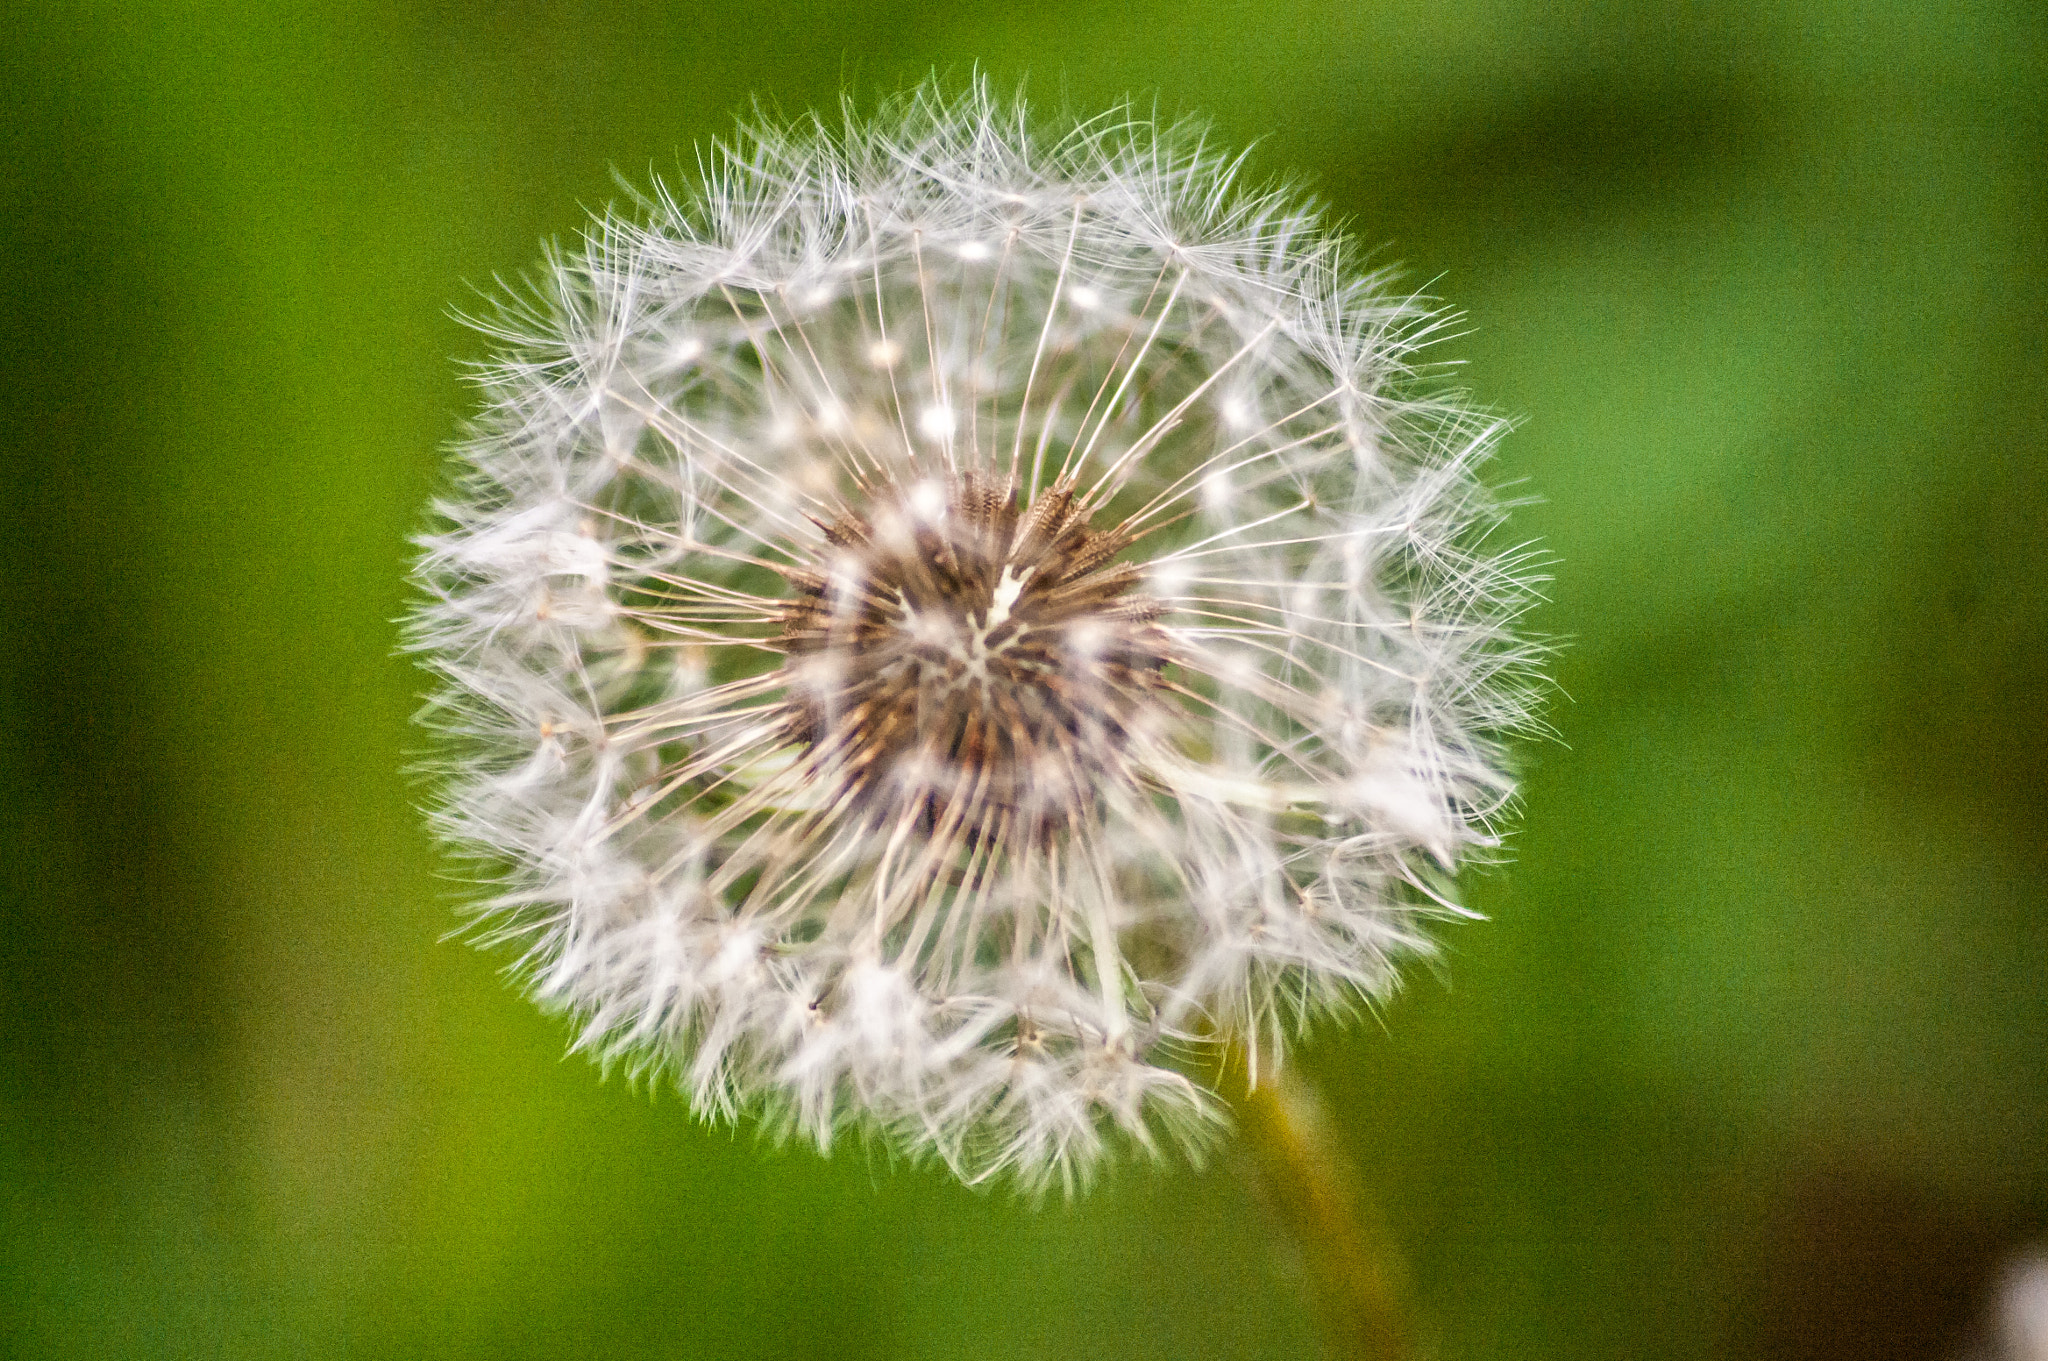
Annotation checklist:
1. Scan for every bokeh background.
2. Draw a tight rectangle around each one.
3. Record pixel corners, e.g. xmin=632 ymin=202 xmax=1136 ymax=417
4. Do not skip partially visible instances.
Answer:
xmin=5 ymin=1 xmax=2044 ymax=1357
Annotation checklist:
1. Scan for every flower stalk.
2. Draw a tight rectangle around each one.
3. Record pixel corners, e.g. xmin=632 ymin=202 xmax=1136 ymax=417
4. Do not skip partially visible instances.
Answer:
xmin=1229 ymin=1053 xmax=1410 ymax=1361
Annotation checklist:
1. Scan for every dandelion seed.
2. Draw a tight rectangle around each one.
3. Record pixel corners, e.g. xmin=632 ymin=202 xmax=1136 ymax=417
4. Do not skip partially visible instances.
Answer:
xmin=409 ymin=79 xmax=1547 ymax=1192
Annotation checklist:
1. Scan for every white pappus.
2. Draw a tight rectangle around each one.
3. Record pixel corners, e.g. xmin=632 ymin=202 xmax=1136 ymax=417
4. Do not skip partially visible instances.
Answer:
xmin=409 ymin=79 xmax=1547 ymax=1192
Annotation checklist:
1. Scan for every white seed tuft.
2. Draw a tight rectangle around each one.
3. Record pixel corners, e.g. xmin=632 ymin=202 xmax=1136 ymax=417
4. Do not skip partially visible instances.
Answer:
xmin=408 ymin=78 xmax=1548 ymax=1193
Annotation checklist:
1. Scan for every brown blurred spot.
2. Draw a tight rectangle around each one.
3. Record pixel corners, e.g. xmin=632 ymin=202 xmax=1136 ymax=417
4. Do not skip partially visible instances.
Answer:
xmin=1741 ymin=1164 xmax=2041 ymax=1361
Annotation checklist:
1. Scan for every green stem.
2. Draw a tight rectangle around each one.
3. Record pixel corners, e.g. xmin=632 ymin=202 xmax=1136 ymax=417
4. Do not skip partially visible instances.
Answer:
xmin=1229 ymin=1053 xmax=1410 ymax=1361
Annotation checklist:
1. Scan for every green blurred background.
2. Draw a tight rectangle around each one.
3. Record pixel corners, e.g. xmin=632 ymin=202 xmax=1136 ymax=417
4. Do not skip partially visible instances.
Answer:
xmin=4 ymin=1 xmax=2043 ymax=1357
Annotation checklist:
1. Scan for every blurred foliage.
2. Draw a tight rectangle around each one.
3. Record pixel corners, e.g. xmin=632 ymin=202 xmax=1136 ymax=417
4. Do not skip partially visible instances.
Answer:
xmin=3 ymin=1 xmax=2043 ymax=1357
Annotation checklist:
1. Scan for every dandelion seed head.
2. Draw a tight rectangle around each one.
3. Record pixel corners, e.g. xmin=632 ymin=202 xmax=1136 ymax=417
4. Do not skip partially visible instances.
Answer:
xmin=410 ymin=78 xmax=1547 ymax=1192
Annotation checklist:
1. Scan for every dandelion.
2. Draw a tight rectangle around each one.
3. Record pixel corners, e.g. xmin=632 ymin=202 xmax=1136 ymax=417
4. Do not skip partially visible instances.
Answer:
xmin=409 ymin=80 xmax=1545 ymax=1191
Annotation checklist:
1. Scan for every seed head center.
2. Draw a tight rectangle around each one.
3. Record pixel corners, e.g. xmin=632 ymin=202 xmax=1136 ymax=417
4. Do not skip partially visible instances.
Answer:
xmin=780 ymin=473 xmax=1171 ymax=824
